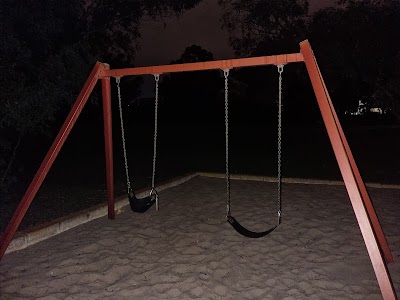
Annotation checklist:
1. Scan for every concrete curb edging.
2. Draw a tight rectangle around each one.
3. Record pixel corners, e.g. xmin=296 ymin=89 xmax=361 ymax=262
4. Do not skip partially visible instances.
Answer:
xmin=5 ymin=172 xmax=399 ymax=255
xmin=196 ymin=172 xmax=400 ymax=190
xmin=5 ymin=173 xmax=197 ymax=255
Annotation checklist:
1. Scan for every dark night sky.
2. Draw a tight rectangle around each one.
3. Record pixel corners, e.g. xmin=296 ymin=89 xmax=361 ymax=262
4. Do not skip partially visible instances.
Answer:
xmin=137 ymin=0 xmax=336 ymax=65
xmin=136 ymin=0 xmax=336 ymax=97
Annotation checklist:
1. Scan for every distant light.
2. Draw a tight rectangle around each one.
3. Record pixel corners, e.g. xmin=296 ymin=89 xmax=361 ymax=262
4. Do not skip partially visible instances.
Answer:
xmin=370 ymin=108 xmax=383 ymax=114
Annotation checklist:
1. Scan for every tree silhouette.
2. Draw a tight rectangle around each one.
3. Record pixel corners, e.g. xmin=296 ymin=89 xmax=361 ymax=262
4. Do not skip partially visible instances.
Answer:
xmin=161 ymin=45 xmax=222 ymax=124
xmin=309 ymin=0 xmax=400 ymax=119
xmin=219 ymin=0 xmax=400 ymax=121
xmin=219 ymin=0 xmax=309 ymax=56
xmin=0 ymin=0 xmax=203 ymax=189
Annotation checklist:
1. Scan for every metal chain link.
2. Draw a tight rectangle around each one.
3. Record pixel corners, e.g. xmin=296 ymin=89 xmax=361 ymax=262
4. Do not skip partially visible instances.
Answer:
xmin=277 ymin=64 xmax=284 ymax=225
xmin=151 ymin=74 xmax=160 ymax=193
xmin=116 ymin=77 xmax=132 ymax=194
xmin=151 ymin=74 xmax=160 ymax=211
xmin=223 ymin=69 xmax=231 ymax=218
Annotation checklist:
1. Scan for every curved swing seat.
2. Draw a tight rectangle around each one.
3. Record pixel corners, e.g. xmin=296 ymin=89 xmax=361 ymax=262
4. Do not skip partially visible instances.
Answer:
xmin=128 ymin=192 xmax=157 ymax=213
xmin=227 ymin=216 xmax=277 ymax=238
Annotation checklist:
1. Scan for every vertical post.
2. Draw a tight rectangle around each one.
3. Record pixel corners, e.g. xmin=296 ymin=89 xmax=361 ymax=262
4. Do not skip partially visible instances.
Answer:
xmin=101 ymin=66 xmax=115 ymax=219
xmin=0 ymin=62 xmax=104 ymax=260
xmin=300 ymin=40 xmax=396 ymax=300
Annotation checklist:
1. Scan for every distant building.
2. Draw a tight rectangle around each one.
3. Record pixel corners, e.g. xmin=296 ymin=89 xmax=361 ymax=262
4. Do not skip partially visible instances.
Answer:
xmin=346 ymin=100 xmax=384 ymax=116
xmin=370 ymin=107 xmax=383 ymax=114
xmin=346 ymin=100 xmax=367 ymax=116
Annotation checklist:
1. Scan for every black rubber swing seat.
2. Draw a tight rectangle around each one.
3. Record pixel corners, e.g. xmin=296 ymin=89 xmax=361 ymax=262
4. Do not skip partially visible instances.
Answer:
xmin=227 ymin=215 xmax=277 ymax=238
xmin=128 ymin=192 xmax=156 ymax=213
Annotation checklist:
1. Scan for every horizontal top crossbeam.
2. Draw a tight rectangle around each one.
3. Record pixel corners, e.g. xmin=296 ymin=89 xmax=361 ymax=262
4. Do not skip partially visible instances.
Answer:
xmin=100 ymin=53 xmax=303 ymax=78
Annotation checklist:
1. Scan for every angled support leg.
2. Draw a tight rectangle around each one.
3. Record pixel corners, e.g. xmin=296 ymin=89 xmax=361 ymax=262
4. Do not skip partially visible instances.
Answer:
xmin=317 ymin=55 xmax=393 ymax=264
xmin=0 ymin=62 xmax=106 ymax=260
xmin=101 ymin=67 xmax=115 ymax=219
xmin=300 ymin=40 xmax=396 ymax=300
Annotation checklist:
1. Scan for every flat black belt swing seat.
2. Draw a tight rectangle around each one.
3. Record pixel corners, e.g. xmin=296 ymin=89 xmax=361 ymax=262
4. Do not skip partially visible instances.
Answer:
xmin=222 ymin=66 xmax=284 ymax=238
xmin=116 ymin=75 xmax=161 ymax=213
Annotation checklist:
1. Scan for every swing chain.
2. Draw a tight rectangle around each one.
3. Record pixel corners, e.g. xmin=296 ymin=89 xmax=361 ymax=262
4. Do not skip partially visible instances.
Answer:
xmin=151 ymin=74 xmax=160 ymax=196
xmin=223 ymin=69 xmax=230 ymax=218
xmin=116 ymin=76 xmax=132 ymax=194
xmin=277 ymin=64 xmax=284 ymax=224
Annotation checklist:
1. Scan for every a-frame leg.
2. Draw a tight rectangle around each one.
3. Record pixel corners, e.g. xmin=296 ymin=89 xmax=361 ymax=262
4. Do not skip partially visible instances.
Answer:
xmin=300 ymin=40 xmax=396 ymax=300
xmin=0 ymin=62 xmax=106 ymax=260
xmin=317 ymin=56 xmax=393 ymax=264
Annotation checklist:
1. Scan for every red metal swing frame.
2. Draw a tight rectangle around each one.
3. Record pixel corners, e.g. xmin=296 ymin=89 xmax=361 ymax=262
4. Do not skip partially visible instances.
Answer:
xmin=0 ymin=40 xmax=397 ymax=299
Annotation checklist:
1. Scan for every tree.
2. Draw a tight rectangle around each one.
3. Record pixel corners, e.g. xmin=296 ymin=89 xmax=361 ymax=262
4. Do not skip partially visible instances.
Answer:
xmin=161 ymin=45 xmax=223 ymax=124
xmin=308 ymin=0 xmax=400 ymax=119
xmin=0 ymin=0 xmax=203 ymax=190
xmin=218 ymin=1 xmax=317 ymax=125
xmin=219 ymin=0 xmax=400 ymax=121
xmin=219 ymin=0 xmax=309 ymax=57
xmin=82 ymin=0 xmax=203 ymax=65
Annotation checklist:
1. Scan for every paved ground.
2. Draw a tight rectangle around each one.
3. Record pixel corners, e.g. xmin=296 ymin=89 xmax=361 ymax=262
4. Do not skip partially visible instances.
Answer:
xmin=1 ymin=177 xmax=399 ymax=299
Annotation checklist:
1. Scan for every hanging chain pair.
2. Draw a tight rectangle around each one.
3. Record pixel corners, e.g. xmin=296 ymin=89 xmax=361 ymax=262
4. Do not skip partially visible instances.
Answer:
xmin=223 ymin=69 xmax=231 ymax=218
xmin=116 ymin=75 xmax=160 ymax=199
xmin=277 ymin=64 xmax=284 ymax=225
xmin=224 ymin=66 xmax=284 ymax=224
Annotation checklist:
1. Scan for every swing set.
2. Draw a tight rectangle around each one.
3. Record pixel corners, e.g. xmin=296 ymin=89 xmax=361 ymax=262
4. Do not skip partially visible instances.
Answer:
xmin=0 ymin=40 xmax=397 ymax=299
xmin=116 ymin=63 xmax=284 ymax=237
